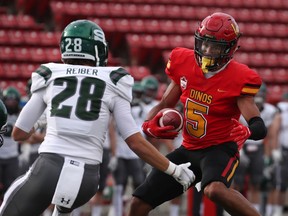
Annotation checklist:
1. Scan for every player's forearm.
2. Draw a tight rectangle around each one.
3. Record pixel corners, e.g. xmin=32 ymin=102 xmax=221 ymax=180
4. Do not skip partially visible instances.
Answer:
xmin=125 ymin=132 xmax=169 ymax=171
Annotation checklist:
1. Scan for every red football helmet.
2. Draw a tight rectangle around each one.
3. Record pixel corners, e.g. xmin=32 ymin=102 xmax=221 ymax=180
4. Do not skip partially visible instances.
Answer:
xmin=194 ymin=12 xmax=241 ymax=73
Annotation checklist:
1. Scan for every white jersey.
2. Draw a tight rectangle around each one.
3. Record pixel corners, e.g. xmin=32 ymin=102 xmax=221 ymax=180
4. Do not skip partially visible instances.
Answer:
xmin=277 ymin=102 xmax=288 ymax=148
xmin=15 ymin=63 xmax=139 ymax=164
xmin=0 ymin=114 xmax=19 ymax=159
xmin=243 ymin=102 xmax=277 ymax=146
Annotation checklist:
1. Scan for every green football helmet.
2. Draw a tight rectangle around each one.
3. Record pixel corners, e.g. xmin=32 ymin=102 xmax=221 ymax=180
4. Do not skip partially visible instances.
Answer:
xmin=60 ymin=19 xmax=108 ymax=66
xmin=141 ymin=76 xmax=159 ymax=104
xmin=131 ymin=82 xmax=144 ymax=106
xmin=0 ymin=99 xmax=7 ymax=147
xmin=3 ymin=87 xmax=21 ymax=115
xmin=3 ymin=87 xmax=21 ymax=101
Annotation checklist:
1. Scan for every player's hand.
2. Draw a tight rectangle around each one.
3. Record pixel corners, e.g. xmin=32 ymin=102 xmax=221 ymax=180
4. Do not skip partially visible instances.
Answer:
xmin=230 ymin=118 xmax=251 ymax=150
xmin=271 ymin=149 xmax=282 ymax=164
xmin=108 ymin=156 xmax=118 ymax=171
xmin=142 ymin=112 xmax=178 ymax=139
xmin=165 ymin=162 xmax=195 ymax=192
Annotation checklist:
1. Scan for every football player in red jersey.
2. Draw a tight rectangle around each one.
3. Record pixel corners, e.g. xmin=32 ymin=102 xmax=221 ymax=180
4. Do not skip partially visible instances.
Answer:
xmin=128 ymin=12 xmax=267 ymax=216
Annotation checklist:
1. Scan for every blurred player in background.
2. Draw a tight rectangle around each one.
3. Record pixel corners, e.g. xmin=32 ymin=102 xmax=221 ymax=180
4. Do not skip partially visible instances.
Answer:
xmin=89 ymin=118 xmax=115 ymax=216
xmin=0 ymin=99 xmax=7 ymax=149
xmin=0 ymin=87 xmax=21 ymax=202
xmin=266 ymin=92 xmax=288 ymax=216
xmin=232 ymin=83 xmax=277 ymax=215
xmin=0 ymin=19 xmax=194 ymax=216
xmin=128 ymin=12 xmax=267 ymax=216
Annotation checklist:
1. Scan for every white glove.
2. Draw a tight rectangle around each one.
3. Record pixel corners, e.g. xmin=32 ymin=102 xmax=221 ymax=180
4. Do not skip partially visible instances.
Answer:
xmin=272 ymin=149 xmax=282 ymax=164
xmin=18 ymin=143 xmax=31 ymax=167
xmin=108 ymin=156 xmax=118 ymax=171
xmin=33 ymin=117 xmax=47 ymax=130
xmin=165 ymin=161 xmax=195 ymax=192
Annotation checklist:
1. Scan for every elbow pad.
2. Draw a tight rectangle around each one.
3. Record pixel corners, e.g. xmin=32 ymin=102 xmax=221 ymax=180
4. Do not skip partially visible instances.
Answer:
xmin=248 ymin=116 xmax=267 ymax=140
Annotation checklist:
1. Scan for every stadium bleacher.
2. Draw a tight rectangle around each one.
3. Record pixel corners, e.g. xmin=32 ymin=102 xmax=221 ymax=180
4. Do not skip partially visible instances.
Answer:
xmin=0 ymin=0 xmax=288 ymax=103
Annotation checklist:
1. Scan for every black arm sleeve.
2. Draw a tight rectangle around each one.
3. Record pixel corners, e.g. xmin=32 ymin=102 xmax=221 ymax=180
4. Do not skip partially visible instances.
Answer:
xmin=248 ymin=116 xmax=267 ymax=140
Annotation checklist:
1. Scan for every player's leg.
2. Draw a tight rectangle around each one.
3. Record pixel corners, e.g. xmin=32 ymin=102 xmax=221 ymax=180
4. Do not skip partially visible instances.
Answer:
xmin=128 ymin=146 xmax=200 ymax=216
xmin=248 ymin=145 xmax=265 ymax=213
xmin=0 ymin=154 xmax=61 ymax=216
xmin=201 ymin=142 xmax=261 ymax=216
xmin=112 ymin=158 xmax=129 ymax=216
xmin=90 ymin=148 xmax=111 ymax=216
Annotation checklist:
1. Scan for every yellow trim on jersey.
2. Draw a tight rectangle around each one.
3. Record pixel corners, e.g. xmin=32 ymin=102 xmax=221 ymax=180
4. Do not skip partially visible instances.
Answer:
xmin=241 ymin=87 xmax=259 ymax=94
xmin=227 ymin=160 xmax=239 ymax=182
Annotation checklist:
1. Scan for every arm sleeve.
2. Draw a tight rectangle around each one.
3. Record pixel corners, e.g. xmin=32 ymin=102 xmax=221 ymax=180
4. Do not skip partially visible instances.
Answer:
xmin=112 ymin=97 xmax=139 ymax=140
xmin=15 ymin=90 xmax=46 ymax=132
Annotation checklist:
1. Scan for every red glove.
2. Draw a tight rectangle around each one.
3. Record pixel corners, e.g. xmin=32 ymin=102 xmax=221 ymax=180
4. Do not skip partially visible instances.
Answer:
xmin=142 ymin=112 xmax=179 ymax=139
xmin=230 ymin=118 xmax=251 ymax=150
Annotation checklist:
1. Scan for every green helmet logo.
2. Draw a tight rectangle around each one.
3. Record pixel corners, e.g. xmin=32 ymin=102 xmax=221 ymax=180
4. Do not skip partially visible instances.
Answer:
xmin=0 ymin=99 xmax=7 ymax=147
xmin=60 ymin=19 xmax=108 ymax=66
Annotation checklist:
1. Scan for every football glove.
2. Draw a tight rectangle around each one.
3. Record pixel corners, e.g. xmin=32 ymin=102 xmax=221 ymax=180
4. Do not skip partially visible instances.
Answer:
xmin=165 ymin=161 xmax=195 ymax=192
xmin=142 ymin=112 xmax=179 ymax=139
xmin=230 ymin=118 xmax=251 ymax=150
xmin=108 ymin=156 xmax=118 ymax=171
xmin=271 ymin=149 xmax=282 ymax=164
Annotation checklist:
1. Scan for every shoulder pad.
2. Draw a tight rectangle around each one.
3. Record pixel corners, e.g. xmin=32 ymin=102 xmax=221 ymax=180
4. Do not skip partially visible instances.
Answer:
xmin=31 ymin=64 xmax=53 ymax=93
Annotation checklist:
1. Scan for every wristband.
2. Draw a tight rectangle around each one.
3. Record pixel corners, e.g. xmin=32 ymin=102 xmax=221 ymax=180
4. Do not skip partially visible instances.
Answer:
xmin=248 ymin=116 xmax=267 ymax=140
xmin=164 ymin=161 xmax=177 ymax=176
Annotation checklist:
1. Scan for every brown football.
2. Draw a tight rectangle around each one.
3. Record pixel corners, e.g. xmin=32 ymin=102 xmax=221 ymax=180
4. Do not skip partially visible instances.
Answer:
xmin=159 ymin=108 xmax=183 ymax=132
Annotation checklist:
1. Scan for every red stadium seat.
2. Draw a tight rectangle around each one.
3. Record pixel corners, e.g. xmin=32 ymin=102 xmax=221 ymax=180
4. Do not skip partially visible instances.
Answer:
xmin=108 ymin=3 xmax=124 ymax=17
xmin=166 ymin=5 xmax=182 ymax=18
xmin=174 ymin=20 xmax=192 ymax=34
xmin=3 ymin=63 xmax=22 ymax=78
xmin=234 ymin=52 xmax=250 ymax=65
xmin=144 ymin=20 xmax=160 ymax=34
xmin=168 ymin=35 xmax=185 ymax=48
xmin=14 ymin=47 xmax=32 ymax=62
xmin=8 ymin=30 xmax=25 ymax=45
xmin=93 ymin=3 xmax=110 ymax=17
xmin=114 ymin=19 xmax=131 ymax=33
xmin=0 ymin=47 xmax=15 ymax=61
xmin=126 ymin=66 xmax=151 ymax=81
xmin=40 ymin=31 xmax=60 ymax=47
xmin=24 ymin=31 xmax=40 ymax=46
xmin=64 ymin=2 xmax=82 ymax=16
xmin=79 ymin=3 xmax=96 ymax=17
xmin=30 ymin=48 xmax=47 ymax=62
xmin=154 ymin=35 xmax=170 ymax=49
xmin=0 ymin=14 xmax=18 ymax=28
xmin=141 ymin=35 xmax=155 ymax=48
xmin=124 ymin=4 xmax=138 ymax=18
xmin=138 ymin=4 xmax=153 ymax=18
xmin=17 ymin=14 xmax=41 ymax=30
xmin=151 ymin=5 xmax=167 ymax=18
xmin=273 ymin=69 xmax=288 ymax=83
xmin=46 ymin=48 xmax=61 ymax=62
xmin=158 ymin=20 xmax=175 ymax=34
xmin=257 ymin=68 xmax=275 ymax=83
xmin=180 ymin=7 xmax=196 ymax=19
xmin=182 ymin=35 xmax=194 ymax=49
xmin=20 ymin=63 xmax=38 ymax=79
xmin=130 ymin=19 xmax=145 ymax=33
xmin=0 ymin=30 xmax=9 ymax=44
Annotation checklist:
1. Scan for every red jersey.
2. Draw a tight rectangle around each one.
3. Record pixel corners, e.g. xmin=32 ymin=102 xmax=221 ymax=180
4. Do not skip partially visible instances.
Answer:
xmin=166 ymin=47 xmax=262 ymax=150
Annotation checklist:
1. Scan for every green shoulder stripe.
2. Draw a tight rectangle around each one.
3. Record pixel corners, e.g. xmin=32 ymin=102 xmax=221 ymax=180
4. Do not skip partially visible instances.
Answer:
xmin=110 ymin=68 xmax=129 ymax=85
xmin=35 ymin=65 xmax=52 ymax=83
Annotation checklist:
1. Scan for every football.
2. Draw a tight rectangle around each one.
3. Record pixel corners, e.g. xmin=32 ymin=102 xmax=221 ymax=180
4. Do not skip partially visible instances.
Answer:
xmin=159 ymin=108 xmax=184 ymax=132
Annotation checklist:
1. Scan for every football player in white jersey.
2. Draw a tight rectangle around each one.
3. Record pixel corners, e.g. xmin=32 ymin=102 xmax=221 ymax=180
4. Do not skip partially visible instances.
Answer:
xmin=266 ymin=92 xmax=288 ymax=216
xmin=0 ymin=20 xmax=195 ymax=216
xmin=232 ymin=83 xmax=277 ymax=215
